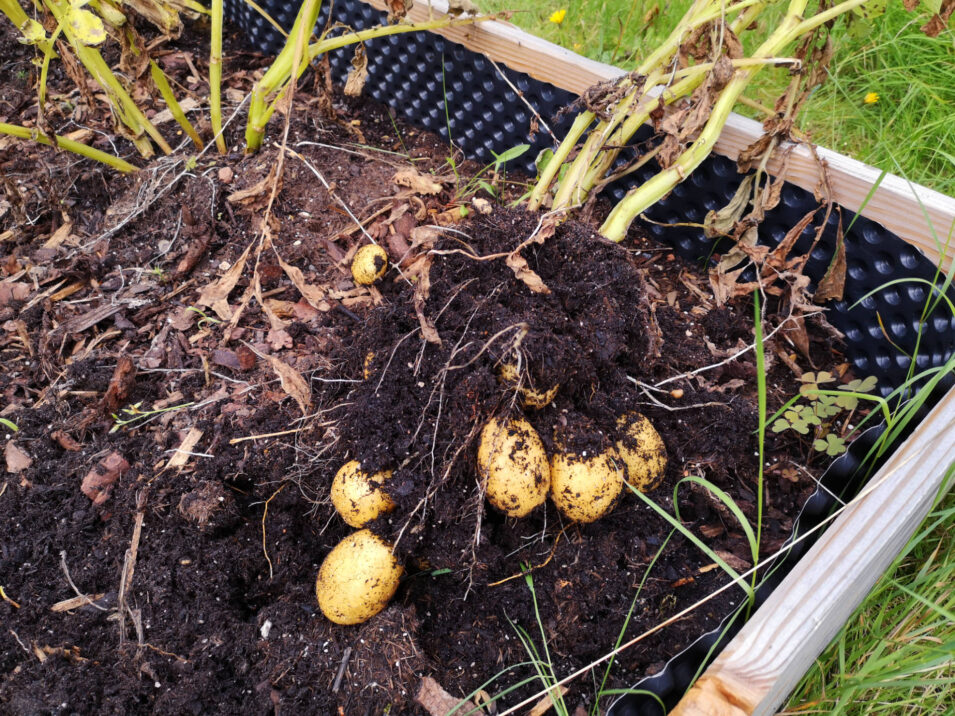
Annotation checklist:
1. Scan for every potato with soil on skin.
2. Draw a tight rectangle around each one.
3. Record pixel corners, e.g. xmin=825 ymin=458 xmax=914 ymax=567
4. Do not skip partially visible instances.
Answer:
xmin=496 ymin=361 xmax=559 ymax=409
xmin=550 ymin=439 xmax=625 ymax=523
xmin=331 ymin=460 xmax=395 ymax=528
xmin=351 ymin=244 xmax=388 ymax=285
xmin=615 ymin=411 xmax=668 ymax=493
xmin=315 ymin=529 xmax=403 ymax=625
xmin=476 ymin=416 xmax=550 ymax=517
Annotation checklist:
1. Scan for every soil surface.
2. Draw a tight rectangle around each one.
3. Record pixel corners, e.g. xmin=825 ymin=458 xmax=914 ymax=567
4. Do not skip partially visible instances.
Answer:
xmin=1 ymin=16 xmax=851 ymax=716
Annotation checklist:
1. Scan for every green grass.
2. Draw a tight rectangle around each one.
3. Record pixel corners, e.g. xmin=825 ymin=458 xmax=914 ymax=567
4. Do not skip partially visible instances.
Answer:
xmin=781 ymin=489 xmax=955 ymax=716
xmin=478 ymin=0 xmax=955 ymax=196
xmin=476 ymin=1 xmax=955 ymax=711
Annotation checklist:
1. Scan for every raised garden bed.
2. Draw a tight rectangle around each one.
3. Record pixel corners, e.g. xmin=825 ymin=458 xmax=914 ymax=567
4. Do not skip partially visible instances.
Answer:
xmin=1 ymin=1 xmax=954 ymax=714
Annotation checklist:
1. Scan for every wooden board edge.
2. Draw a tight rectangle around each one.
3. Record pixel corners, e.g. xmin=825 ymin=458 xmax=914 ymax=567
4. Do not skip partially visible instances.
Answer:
xmin=670 ymin=384 xmax=955 ymax=715
xmin=358 ymin=0 xmax=955 ymax=270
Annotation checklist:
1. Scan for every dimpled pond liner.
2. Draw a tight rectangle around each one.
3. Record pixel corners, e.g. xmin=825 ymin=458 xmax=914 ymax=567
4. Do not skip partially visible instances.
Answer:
xmin=222 ymin=1 xmax=955 ymax=712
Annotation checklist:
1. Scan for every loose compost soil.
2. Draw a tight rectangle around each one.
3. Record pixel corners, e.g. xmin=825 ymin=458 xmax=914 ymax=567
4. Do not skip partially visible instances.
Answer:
xmin=1 ymin=17 xmax=854 ymax=716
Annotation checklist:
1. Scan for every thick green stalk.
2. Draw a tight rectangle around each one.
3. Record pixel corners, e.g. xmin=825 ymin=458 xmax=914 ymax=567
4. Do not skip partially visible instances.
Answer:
xmin=0 ymin=121 xmax=137 ymax=172
xmin=599 ymin=0 xmax=868 ymax=241
xmin=44 ymin=0 xmax=171 ymax=156
xmin=209 ymin=0 xmax=225 ymax=153
xmin=526 ymin=111 xmax=594 ymax=210
xmin=541 ymin=0 xmax=765 ymax=211
xmin=556 ymin=1 xmax=767 ymax=210
xmin=150 ymin=60 xmax=204 ymax=149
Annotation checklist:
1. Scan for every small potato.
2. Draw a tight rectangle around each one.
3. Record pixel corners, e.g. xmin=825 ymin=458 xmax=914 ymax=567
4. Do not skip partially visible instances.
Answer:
xmin=351 ymin=244 xmax=388 ymax=285
xmin=477 ymin=416 xmax=549 ymax=517
xmin=615 ymin=412 xmax=667 ymax=493
xmin=550 ymin=448 xmax=624 ymax=523
xmin=331 ymin=460 xmax=395 ymax=528
xmin=496 ymin=362 xmax=559 ymax=410
xmin=315 ymin=529 xmax=403 ymax=625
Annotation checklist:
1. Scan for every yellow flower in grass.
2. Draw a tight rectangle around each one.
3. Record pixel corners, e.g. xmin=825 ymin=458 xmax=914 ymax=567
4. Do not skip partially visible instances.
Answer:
xmin=864 ymin=92 xmax=879 ymax=105
xmin=549 ymin=8 xmax=567 ymax=24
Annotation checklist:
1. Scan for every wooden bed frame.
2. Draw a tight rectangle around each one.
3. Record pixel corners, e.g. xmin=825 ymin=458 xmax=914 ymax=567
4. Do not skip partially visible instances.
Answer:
xmin=358 ymin=2 xmax=955 ymax=713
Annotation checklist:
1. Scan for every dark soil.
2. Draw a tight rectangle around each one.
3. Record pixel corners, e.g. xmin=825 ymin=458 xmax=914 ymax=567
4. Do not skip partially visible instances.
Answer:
xmin=1 ymin=16 xmax=850 ymax=716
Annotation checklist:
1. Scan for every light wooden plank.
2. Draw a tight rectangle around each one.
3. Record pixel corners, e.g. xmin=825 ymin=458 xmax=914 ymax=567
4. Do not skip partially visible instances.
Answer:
xmin=359 ymin=0 xmax=955 ymax=269
xmin=670 ymin=386 xmax=955 ymax=716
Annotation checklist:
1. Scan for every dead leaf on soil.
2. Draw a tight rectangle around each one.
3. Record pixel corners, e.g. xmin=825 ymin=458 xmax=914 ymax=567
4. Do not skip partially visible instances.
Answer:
xmin=406 ymin=254 xmax=441 ymax=345
xmin=262 ymin=352 xmax=312 ymax=415
xmin=273 ymin=251 xmax=331 ymax=311
xmin=227 ymin=164 xmax=281 ymax=211
xmin=5 ymin=441 xmax=32 ymax=473
xmin=81 ymin=451 xmax=129 ymax=505
xmin=715 ymin=549 xmax=750 ymax=572
xmin=196 ymin=241 xmax=254 ymax=320
xmin=415 ymin=677 xmax=476 ymax=716
xmin=393 ymin=168 xmax=444 ymax=196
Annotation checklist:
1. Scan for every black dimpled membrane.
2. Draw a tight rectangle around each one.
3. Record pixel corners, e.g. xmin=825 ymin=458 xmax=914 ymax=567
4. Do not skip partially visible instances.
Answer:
xmin=224 ymin=2 xmax=955 ymax=712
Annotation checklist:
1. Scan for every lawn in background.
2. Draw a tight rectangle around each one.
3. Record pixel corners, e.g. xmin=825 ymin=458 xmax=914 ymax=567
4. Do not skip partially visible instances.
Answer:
xmin=479 ymin=0 xmax=955 ymax=197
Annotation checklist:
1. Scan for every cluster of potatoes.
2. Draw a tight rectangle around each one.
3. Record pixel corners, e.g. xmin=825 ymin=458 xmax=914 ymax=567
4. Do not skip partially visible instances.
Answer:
xmin=315 ymin=410 xmax=667 ymax=625
xmin=478 ymin=411 xmax=667 ymax=524
xmin=314 ymin=461 xmax=402 ymax=625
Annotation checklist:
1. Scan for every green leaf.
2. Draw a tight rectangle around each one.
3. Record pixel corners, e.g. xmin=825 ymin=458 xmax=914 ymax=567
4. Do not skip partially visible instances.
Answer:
xmin=771 ymin=419 xmax=791 ymax=433
xmin=814 ymin=434 xmax=847 ymax=457
xmin=0 ymin=417 xmax=18 ymax=432
xmin=834 ymin=393 xmax=858 ymax=410
xmin=842 ymin=376 xmax=878 ymax=393
xmin=491 ymin=143 xmax=530 ymax=167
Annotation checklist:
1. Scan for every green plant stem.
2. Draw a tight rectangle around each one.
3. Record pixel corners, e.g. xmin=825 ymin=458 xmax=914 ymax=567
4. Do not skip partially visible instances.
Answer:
xmin=245 ymin=12 xmax=494 ymax=151
xmin=0 ymin=122 xmax=137 ymax=172
xmin=44 ymin=0 xmax=171 ymax=157
xmin=540 ymin=0 xmax=767 ymax=212
xmin=209 ymin=0 xmax=225 ymax=153
xmin=149 ymin=60 xmax=204 ymax=149
xmin=598 ymin=0 xmax=873 ymax=241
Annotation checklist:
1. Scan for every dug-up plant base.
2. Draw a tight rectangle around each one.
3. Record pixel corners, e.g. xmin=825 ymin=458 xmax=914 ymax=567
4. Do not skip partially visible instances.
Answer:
xmin=1 ymin=30 xmax=851 ymax=716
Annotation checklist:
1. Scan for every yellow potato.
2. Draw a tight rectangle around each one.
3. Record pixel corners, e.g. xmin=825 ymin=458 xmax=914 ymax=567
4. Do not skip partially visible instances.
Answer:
xmin=331 ymin=460 xmax=395 ymax=528
xmin=496 ymin=362 xmax=559 ymax=410
xmin=550 ymin=447 xmax=624 ymax=523
xmin=615 ymin=412 xmax=668 ymax=493
xmin=315 ymin=529 xmax=403 ymax=625
xmin=351 ymin=244 xmax=388 ymax=285
xmin=476 ymin=416 xmax=549 ymax=517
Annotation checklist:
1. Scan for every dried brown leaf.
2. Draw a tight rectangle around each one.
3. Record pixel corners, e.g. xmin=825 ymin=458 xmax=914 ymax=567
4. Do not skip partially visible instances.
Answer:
xmin=407 ymin=254 xmax=441 ymax=344
xmin=704 ymin=175 xmax=754 ymax=239
xmin=814 ymin=225 xmax=847 ymax=303
xmin=393 ymin=169 xmax=444 ymax=195
xmin=274 ymin=251 xmax=331 ymax=311
xmin=344 ymin=44 xmax=368 ymax=97
xmin=263 ymin=353 xmax=311 ymax=415
xmin=197 ymin=241 xmax=253 ymax=320
xmin=51 ymin=430 xmax=82 ymax=452
xmin=505 ymin=252 xmax=550 ymax=294
xmin=227 ymin=164 xmax=280 ymax=209
xmin=415 ymin=677 xmax=475 ymax=716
